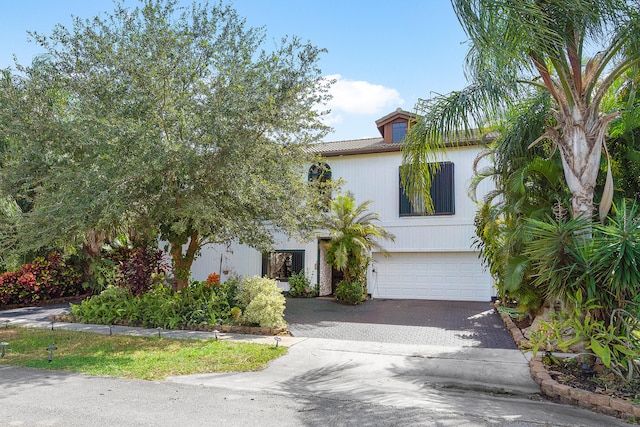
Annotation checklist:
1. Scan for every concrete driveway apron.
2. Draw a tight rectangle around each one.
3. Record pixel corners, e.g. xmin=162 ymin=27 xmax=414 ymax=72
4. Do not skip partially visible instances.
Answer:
xmin=284 ymin=297 xmax=517 ymax=349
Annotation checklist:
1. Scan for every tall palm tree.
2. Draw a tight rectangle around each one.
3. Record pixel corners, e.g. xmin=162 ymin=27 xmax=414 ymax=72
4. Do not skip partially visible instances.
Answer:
xmin=404 ymin=0 xmax=640 ymax=224
xmin=323 ymin=193 xmax=395 ymax=285
xmin=470 ymin=92 xmax=569 ymax=313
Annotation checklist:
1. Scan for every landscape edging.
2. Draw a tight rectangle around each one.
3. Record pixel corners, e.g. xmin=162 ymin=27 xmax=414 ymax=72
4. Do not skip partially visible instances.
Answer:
xmin=497 ymin=308 xmax=640 ymax=421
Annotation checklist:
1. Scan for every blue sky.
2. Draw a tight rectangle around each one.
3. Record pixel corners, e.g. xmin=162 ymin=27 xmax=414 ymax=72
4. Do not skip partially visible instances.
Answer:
xmin=0 ymin=1 xmax=470 ymax=142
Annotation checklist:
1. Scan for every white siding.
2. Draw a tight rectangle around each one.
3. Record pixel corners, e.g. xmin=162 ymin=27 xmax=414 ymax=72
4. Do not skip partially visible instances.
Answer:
xmin=326 ymin=145 xmax=487 ymax=253
xmin=189 ymin=143 xmax=494 ymax=301
xmin=191 ymin=236 xmax=319 ymax=292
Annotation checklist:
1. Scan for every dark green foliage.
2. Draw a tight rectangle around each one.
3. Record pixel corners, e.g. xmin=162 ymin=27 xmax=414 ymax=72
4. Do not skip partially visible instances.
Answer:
xmin=592 ymin=201 xmax=640 ymax=310
xmin=82 ymin=257 xmax=119 ymax=295
xmin=0 ymin=253 xmax=84 ymax=305
xmin=468 ymin=91 xmax=572 ymax=315
xmin=334 ymin=280 xmax=365 ymax=305
xmin=525 ymin=215 xmax=591 ymax=302
xmin=81 ymin=245 xmax=168 ymax=295
xmin=287 ymin=271 xmax=317 ymax=298
xmin=528 ymin=291 xmax=640 ymax=382
xmin=324 ymin=194 xmax=395 ymax=290
xmin=72 ymin=280 xmax=235 ymax=329
xmin=525 ymin=201 xmax=640 ymax=320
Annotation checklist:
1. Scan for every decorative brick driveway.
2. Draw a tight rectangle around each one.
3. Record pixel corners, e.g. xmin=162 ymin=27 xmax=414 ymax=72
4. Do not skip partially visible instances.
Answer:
xmin=284 ymin=298 xmax=517 ymax=349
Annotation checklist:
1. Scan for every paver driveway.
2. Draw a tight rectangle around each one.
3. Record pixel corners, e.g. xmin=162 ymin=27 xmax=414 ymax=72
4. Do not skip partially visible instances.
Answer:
xmin=284 ymin=298 xmax=517 ymax=349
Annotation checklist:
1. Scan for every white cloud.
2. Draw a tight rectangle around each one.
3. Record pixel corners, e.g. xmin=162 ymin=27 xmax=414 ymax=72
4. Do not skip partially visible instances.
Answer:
xmin=324 ymin=74 xmax=404 ymax=115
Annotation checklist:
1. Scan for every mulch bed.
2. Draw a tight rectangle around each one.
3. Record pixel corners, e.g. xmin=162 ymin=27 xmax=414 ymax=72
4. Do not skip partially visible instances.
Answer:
xmin=49 ymin=313 xmax=289 ymax=336
xmin=498 ymin=303 xmax=640 ymax=405
xmin=0 ymin=294 xmax=90 ymax=311
xmin=545 ymin=356 xmax=640 ymax=403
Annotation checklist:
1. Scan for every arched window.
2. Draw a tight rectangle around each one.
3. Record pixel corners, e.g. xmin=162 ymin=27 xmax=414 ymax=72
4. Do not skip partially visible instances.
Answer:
xmin=308 ymin=163 xmax=332 ymax=210
xmin=308 ymin=163 xmax=331 ymax=182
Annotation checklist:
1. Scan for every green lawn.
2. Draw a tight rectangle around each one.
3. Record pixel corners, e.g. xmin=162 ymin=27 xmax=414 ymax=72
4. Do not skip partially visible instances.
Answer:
xmin=0 ymin=327 xmax=286 ymax=380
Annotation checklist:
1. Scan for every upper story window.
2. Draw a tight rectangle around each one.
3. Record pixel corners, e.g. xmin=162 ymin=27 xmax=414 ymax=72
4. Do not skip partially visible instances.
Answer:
xmin=399 ymin=162 xmax=455 ymax=216
xmin=392 ymin=122 xmax=407 ymax=143
xmin=308 ymin=162 xmax=332 ymax=210
xmin=308 ymin=163 xmax=332 ymax=182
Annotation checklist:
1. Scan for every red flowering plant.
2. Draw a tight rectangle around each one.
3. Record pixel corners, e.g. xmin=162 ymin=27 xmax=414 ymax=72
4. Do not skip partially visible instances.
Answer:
xmin=206 ymin=273 xmax=221 ymax=287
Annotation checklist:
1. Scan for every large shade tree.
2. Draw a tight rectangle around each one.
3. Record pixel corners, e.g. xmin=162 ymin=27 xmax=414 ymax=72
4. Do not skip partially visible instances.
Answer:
xmin=403 ymin=0 xmax=640 ymax=224
xmin=0 ymin=0 xmax=332 ymax=288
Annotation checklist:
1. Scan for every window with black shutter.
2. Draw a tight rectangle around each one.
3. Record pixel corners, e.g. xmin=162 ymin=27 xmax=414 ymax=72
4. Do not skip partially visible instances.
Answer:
xmin=262 ymin=250 xmax=305 ymax=280
xmin=399 ymin=162 xmax=454 ymax=216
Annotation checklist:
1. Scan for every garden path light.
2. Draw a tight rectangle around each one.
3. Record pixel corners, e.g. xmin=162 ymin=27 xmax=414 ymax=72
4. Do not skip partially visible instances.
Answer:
xmin=46 ymin=345 xmax=57 ymax=363
xmin=0 ymin=342 xmax=8 ymax=358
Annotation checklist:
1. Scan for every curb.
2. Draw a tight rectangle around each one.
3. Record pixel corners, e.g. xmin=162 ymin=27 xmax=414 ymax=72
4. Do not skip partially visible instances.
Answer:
xmin=498 ymin=308 xmax=640 ymax=422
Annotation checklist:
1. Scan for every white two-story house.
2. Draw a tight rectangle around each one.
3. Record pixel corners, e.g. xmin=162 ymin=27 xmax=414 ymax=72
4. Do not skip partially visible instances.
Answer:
xmin=191 ymin=109 xmax=494 ymax=302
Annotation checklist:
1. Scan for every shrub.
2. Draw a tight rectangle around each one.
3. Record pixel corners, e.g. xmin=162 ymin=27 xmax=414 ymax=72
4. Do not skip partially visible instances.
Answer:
xmin=287 ymin=271 xmax=317 ymax=298
xmin=71 ymin=285 xmax=137 ymax=325
xmin=0 ymin=253 xmax=84 ymax=305
xmin=108 ymin=246 xmax=168 ymax=295
xmin=244 ymin=292 xmax=286 ymax=329
xmin=236 ymin=276 xmax=286 ymax=328
xmin=83 ymin=257 xmax=120 ymax=294
xmin=72 ymin=274 xmax=286 ymax=330
xmin=527 ymin=290 xmax=640 ymax=382
xmin=335 ymin=280 xmax=365 ymax=305
xmin=235 ymin=276 xmax=277 ymax=309
xmin=73 ymin=281 xmax=232 ymax=329
xmin=216 ymin=274 xmax=240 ymax=309
xmin=230 ymin=306 xmax=242 ymax=321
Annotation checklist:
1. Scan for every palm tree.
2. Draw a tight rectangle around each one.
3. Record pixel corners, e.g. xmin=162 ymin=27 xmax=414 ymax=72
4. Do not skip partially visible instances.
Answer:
xmin=470 ymin=93 xmax=570 ymax=313
xmin=323 ymin=193 xmax=395 ymax=286
xmin=403 ymin=0 xmax=640 ymax=225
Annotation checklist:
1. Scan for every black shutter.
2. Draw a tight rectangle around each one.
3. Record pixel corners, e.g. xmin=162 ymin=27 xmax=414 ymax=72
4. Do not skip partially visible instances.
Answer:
xmin=399 ymin=162 xmax=454 ymax=216
xmin=291 ymin=251 xmax=305 ymax=275
xmin=261 ymin=253 xmax=269 ymax=277
xmin=432 ymin=162 xmax=454 ymax=214
xmin=399 ymin=176 xmax=413 ymax=215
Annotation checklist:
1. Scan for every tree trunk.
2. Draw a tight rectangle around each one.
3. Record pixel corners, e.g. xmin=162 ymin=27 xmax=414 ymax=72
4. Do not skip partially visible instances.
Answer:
xmin=556 ymin=109 xmax=607 ymax=223
xmin=82 ymin=228 xmax=107 ymax=258
xmin=169 ymin=230 xmax=200 ymax=290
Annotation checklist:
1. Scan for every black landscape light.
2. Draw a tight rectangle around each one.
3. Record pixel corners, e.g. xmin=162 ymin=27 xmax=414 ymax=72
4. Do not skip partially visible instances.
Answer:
xmin=213 ymin=330 xmax=219 ymax=340
xmin=0 ymin=342 xmax=8 ymax=358
xmin=157 ymin=327 xmax=163 ymax=338
xmin=274 ymin=337 xmax=282 ymax=348
xmin=3 ymin=320 xmax=9 ymax=329
xmin=109 ymin=325 xmax=114 ymax=336
xmin=46 ymin=345 xmax=57 ymax=363
xmin=581 ymin=362 xmax=595 ymax=377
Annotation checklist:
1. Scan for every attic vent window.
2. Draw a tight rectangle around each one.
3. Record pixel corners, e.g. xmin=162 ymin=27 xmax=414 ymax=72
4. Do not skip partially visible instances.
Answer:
xmin=392 ymin=122 xmax=407 ymax=143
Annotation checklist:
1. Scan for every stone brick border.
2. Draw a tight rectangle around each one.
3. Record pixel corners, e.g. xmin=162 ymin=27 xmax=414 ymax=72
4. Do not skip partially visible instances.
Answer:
xmin=497 ymin=306 xmax=640 ymax=422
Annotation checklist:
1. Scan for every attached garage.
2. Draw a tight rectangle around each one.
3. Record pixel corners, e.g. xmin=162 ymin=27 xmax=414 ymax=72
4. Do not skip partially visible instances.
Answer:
xmin=370 ymin=252 xmax=492 ymax=301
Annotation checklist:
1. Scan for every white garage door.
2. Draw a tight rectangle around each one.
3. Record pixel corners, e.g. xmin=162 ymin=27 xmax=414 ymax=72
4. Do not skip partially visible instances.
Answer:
xmin=371 ymin=252 xmax=492 ymax=301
